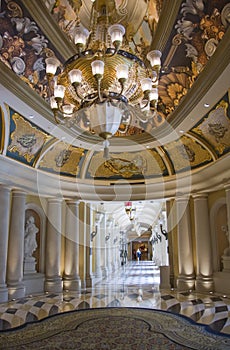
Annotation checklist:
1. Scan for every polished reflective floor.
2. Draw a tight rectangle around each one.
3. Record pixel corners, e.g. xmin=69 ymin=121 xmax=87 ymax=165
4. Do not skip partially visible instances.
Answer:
xmin=0 ymin=261 xmax=230 ymax=334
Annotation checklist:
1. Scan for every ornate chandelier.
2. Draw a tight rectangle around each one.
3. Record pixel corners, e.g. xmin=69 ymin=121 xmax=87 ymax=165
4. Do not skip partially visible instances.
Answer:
xmin=45 ymin=0 xmax=161 ymax=157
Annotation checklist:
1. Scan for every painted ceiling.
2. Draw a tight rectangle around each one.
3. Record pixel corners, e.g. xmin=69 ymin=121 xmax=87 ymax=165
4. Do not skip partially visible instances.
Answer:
xmin=0 ymin=0 xmax=229 ymax=184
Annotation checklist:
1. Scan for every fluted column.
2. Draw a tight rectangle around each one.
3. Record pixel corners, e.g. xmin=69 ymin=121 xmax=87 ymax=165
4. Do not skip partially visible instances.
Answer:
xmin=176 ymin=197 xmax=195 ymax=291
xmin=63 ymin=200 xmax=81 ymax=291
xmin=44 ymin=198 xmax=63 ymax=293
xmin=193 ymin=194 xmax=214 ymax=292
xmin=7 ymin=190 xmax=26 ymax=299
xmin=0 ymin=186 xmax=11 ymax=301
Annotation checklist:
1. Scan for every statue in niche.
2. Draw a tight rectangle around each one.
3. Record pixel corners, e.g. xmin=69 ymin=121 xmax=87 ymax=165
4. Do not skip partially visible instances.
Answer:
xmin=24 ymin=216 xmax=39 ymax=259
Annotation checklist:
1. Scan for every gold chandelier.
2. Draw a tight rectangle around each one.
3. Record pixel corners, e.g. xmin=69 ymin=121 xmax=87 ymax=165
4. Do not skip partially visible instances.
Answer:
xmin=45 ymin=0 xmax=161 ymax=157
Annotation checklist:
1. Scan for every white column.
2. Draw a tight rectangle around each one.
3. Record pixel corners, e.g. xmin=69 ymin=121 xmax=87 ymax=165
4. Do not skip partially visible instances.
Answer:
xmin=63 ymin=200 xmax=81 ymax=291
xmin=176 ymin=197 xmax=195 ymax=291
xmin=7 ymin=190 xmax=26 ymax=299
xmin=94 ymin=222 xmax=102 ymax=278
xmin=193 ymin=194 xmax=214 ymax=292
xmin=101 ymin=214 xmax=108 ymax=278
xmin=0 ymin=186 xmax=11 ymax=301
xmin=85 ymin=203 xmax=92 ymax=287
xmin=44 ymin=198 xmax=63 ymax=293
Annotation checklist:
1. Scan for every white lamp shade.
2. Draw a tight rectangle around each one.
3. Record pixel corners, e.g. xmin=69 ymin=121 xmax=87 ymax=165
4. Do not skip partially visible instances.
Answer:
xmin=87 ymin=101 xmax=123 ymax=137
xmin=45 ymin=57 xmax=60 ymax=75
xmin=91 ymin=60 xmax=105 ymax=76
xmin=95 ymin=211 xmax=103 ymax=223
xmin=54 ymin=85 xmax=65 ymax=99
xmin=50 ymin=96 xmax=58 ymax=109
xmin=62 ymin=104 xmax=74 ymax=117
xmin=116 ymin=64 xmax=129 ymax=80
xmin=149 ymin=87 xmax=158 ymax=101
xmin=140 ymin=78 xmax=152 ymax=92
xmin=108 ymin=24 xmax=125 ymax=44
xmin=68 ymin=69 xmax=82 ymax=84
xmin=74 ymin=27 xmax=89 ymax=45
xmin=147 ymin=50 xmax=162 ymax=67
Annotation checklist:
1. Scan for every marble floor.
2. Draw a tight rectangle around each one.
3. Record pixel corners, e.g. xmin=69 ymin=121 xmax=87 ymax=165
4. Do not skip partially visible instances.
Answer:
xmin=0 ymin=261 xmax=230 ymax=335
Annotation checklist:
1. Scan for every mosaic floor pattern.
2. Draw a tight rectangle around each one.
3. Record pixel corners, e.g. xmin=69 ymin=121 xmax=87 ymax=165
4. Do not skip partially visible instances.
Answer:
xmin=0 ymin=261 xmax=230 ymax=335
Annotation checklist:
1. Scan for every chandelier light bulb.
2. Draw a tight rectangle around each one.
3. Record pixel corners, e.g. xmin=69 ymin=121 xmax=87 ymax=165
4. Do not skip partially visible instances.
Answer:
xmin=45 ymin=57 xmax=60 ymax=75
xmin=108 ymin=24 xmax=125 ymax=46
xmin=149 ymin=87 xmax=158 ymax=101
xmin=74 ymin=27 xmax=89 ymax=46
xmin=62 ymin=104 xmax=74 ymax=117
xmin=140 ymin=78 xmax=152 ymax=92
xmin=54 ymin=84 xmax=65 ymax=100
xmin=68 ymin=69 xmax=82 ymax=84
xmin=91 ymin=60 xmax=105 ymax=77
xmin=147 ymin=50 xmax=162 ymax=68
xmin=116 ymin=64 xmax=129 ymax=81
xmin=50 ymin=96 xmax=58 ymax=110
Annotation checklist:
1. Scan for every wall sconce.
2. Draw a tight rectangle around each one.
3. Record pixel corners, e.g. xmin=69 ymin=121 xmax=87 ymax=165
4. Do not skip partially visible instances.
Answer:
xmin=105 ymin=233 xmax=111 ymax=241
xmin=160 ymin=224 xmax=168 ymax=240
xmin=91 ymin=224 xmax=98 ymax=241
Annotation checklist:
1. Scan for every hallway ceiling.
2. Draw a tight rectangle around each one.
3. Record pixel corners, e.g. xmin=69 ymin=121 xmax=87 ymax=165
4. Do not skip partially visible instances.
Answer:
xmin=0 ymin=0 xmax=230 ymax=206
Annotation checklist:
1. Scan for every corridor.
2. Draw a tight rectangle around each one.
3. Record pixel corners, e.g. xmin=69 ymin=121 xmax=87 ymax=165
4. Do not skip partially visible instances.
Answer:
xmin=0 ymin=261 xmax=230 ymax=334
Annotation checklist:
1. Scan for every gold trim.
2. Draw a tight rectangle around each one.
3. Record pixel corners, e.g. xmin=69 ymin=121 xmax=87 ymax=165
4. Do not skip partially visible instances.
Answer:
xmin=156 ymin=146 xmax=174 ymax=175
xmin=0 ymin=106 xmax=5 ymax=154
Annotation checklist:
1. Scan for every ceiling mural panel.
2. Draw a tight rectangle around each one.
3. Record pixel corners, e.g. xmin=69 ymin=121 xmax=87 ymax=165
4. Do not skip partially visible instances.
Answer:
xmin=159 ymin=0 xmax=230 ymax=118
xmin=0 ymin=0 xmax=60 ymax=99
xmin=6 ymin=108 xmax=49 ymax=165
xmin=38 ymin=141 xmax=85 ymax=176
xmin=163 ymin=135 xmax=213 ymax=173
xmin=192 ymin=93 xmax=230 ymax=156
xmin=86 ymin=149 xmax=167 ymax=179
xmin=49 ymin=0 xmax=162 ymax=43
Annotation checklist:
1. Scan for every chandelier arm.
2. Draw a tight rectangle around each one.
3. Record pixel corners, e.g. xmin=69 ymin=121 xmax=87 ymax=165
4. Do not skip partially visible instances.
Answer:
xmin=140 ymin=99 xmax=149 ymax=110
xmin=129 ymin=105 xmax=153 ymax=124
xmin=52 ymin=109 xmax=61 ymax=124
xmin=118 ymin=79 xmax=125 ymax=97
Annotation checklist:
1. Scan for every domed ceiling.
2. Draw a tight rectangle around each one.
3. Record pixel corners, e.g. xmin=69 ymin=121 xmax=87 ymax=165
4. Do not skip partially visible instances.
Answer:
xmin=0 ymin=0 xmax=229 ymax=194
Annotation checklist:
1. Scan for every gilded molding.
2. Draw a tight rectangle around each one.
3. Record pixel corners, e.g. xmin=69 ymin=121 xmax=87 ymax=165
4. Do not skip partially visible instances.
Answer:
xmin=0 ymin=106 xmax=5 ymax=154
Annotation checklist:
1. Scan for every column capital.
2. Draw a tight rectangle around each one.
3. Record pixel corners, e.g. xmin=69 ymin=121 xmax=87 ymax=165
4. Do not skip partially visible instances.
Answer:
xmin=192 ymin=193 xmax=208 ymax=200
xmin=47 ymin=197 xmax=63 ymax=204
xmin=66 ymin=199 xmax=80 ymax=206
xmin=224 ymin=184 xmax=230 ymax=192
xmin=11 ymin=189 xmax=27 ymax=197
xmin=175 ymin=195 xmax=190 ymax=203
xmin=0 ymin=184 xmax=11 ymax=194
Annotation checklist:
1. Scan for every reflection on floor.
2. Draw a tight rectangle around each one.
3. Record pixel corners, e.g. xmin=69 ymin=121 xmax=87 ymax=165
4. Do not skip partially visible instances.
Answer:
xmin=0 ymin=261 xmax=230 ymax=334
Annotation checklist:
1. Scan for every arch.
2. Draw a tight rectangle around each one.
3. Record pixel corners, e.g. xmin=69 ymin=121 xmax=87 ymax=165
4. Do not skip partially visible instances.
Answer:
xmin=25 ymin=202 xmax=46 ymax=273
xmin=210 ymin=197 xmax=228 ymax=272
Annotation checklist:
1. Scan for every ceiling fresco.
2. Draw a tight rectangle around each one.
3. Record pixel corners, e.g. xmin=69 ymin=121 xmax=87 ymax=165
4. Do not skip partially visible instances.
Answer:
xmin=0 ymin=90 xmax=229 ymax=180
xmin=0 ymin=0 xmax=229 ymax=183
